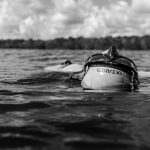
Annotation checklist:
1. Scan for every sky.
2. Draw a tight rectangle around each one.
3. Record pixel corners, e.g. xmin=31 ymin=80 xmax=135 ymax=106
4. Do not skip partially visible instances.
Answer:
xmin=0 ymin=0 xmax=150 ymax=39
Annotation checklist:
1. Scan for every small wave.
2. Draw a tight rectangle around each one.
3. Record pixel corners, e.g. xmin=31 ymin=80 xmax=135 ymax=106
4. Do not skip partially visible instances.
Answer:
xmin=54 ymin=118 xmax=130 ymax=137
xmin=9 ymin=71 xmax=72 ymax=84
xmin=64 ymin=137 xmax=138 ymax=150
xmin=0 ymin=126 xmax=59 ymax=139
xmin=60 ymin=118 xmax=139 ymax=150
xmin=30 ymin=57 xmax=51 ymax=62
xmin=0 ymin=136 xmax=47 ymax=148
xmin=0 ymin=101 xmax=50 ymax=113
xmin=139 ymin=71 xmax=150 ymax=78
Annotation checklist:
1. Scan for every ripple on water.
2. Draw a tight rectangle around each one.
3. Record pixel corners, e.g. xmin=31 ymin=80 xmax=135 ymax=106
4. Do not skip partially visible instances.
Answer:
xmin=0 ymin=49 xmax=149 ymax=149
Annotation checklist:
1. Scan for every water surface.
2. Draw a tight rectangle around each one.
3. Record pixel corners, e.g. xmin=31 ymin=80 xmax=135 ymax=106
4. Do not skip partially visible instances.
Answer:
xmin=0 ymin=49 xmax=150 ymax=150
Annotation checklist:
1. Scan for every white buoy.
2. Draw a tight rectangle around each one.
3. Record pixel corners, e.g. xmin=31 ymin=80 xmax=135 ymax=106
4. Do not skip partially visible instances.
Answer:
xmin=81 ymin=66 xmax=131 ymax=90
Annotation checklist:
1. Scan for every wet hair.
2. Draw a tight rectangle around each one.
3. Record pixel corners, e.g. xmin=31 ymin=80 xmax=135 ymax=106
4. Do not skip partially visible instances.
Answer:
xmin=61 ymin=60 xmax=72 ymax=65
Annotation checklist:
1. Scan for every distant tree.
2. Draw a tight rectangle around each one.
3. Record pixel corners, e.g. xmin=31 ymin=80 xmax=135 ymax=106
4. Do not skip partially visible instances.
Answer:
xmin=1 ymin=35 xmax=150 ymax=50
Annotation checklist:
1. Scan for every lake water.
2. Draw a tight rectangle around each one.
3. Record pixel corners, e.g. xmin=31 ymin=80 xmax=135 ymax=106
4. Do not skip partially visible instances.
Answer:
xmin=0 ymin=49 xmax=150 ymax=150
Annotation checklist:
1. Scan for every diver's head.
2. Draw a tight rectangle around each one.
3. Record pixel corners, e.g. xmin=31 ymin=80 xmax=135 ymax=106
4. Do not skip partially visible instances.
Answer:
xmin=61 ymin=60 xmax=72 ymax=65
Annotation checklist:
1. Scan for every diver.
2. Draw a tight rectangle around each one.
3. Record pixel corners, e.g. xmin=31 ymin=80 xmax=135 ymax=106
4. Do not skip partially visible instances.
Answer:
xmin=44 ymin=46 xmax=139 ymax=90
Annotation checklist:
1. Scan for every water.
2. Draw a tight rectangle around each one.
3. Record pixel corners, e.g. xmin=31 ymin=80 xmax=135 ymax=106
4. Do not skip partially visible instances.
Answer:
xmin=0 ymin=49 xmax=150 ymax=150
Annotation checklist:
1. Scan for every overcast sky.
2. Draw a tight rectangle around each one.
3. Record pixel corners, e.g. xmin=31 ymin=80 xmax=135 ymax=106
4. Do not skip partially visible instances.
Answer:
xmin=0 ymin=0 xmax=149 ymax=39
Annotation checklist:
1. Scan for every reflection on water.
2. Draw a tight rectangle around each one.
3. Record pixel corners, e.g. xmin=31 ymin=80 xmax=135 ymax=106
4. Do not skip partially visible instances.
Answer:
xmin=0 ymin=49 xmax=150 ymax=149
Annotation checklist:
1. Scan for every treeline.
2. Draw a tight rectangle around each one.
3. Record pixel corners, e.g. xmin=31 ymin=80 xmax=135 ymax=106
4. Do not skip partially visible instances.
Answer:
xmin=0 ymin=35 xmax=150 ymax=50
